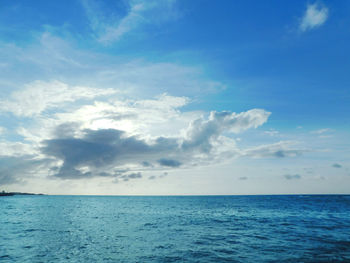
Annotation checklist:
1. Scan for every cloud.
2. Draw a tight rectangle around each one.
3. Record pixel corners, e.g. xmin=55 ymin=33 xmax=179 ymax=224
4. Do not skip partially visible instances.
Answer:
xmin=42 ymin=128 xmax=180 ymax=179
xmin=332 ymin=163 xmax=342 ymax=168
xmin=182 ymin=109 xmax=271 ymax=153
xmin=141 ymin=161 xmax=153 ymax=167
xmin=0 ymin=80 xmax=116 ymax=117
xmin=264 ymin=130 xmax=279 ymax=136
xmin=38 ymin=107 xmax=275 ymax=180
xmin=310 ymin=128 xmax=332 ymax=134
xmin=81 ymin=0 xmax=178 ymax=43
xmin=157 ymin=158 xmax=181 ymax=167
xmin=238 ymin=176 xmax=248 ymax=180
xmin=300 ymin=3 xmax=328 ymax=32
xmin=0 ymin=156 xmax=51 ymax=186
xmin=284 ymin=174 xmax=301 ymax=180
xmin=0 ymin=34 xmax=226 ymax=100
xmin=120 ymin=172 xmax=142 ymax=182
xmin=243 ymin=141 xmax=305 ymax=158
xmin=0 ymin=142 xmax=37 ymax=157
xmin=0 ymin=80 xmax=303 ymax=185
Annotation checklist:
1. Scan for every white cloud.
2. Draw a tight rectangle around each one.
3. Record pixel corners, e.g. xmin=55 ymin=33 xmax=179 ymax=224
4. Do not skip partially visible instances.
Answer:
xmin=0 ymin=80 xmax=117 ymax=117
xmin=0 ymin=141 xmax=36 ymax=157
xmin=300 ymin=3 xmax=328 ymax=32
xmin=310 ymin=128 xmax=332 ymax=134
xmin=182 ymin=109 xmax=271 ymax=153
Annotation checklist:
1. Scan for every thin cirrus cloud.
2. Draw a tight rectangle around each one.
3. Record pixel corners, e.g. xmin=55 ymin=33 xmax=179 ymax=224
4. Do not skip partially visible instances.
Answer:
xmin=0 ymin=32 xmax=226 ymax=99
xmin=300 ymin=3 xmax=329 ymax=32
xmin=81 ymin=0 xmax=178 ymax=43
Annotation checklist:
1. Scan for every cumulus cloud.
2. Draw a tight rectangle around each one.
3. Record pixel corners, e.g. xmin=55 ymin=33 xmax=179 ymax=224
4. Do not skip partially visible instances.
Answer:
xmin=300 ymin=3 xmax=328 ymax=32
xmin=0 ymin=84 xmax=304 ymax=185
xmin=284 ymin=174 xmax=301 ymax=180
xmin=182 ymin=109 xmax=270 ymax=153
xmin=38 ymin=107 xmax=275 ymax=180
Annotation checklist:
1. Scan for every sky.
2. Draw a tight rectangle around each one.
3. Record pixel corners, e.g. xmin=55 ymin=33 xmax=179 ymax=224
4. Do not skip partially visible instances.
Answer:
xmin=0 ymin=0 xmax=349 ymax=195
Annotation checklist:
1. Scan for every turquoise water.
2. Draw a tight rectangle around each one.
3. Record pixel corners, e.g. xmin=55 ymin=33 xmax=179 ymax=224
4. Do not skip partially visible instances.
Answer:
xmin=1 ymin=195 xmax=350 ymax=262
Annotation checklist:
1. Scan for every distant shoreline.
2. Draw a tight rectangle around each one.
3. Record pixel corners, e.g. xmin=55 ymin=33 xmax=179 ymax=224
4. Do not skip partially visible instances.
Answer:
xmin=1 ymin=193 xmax=350 ymax=197
xmin=0 ymin=192 xmax=45 ymax=196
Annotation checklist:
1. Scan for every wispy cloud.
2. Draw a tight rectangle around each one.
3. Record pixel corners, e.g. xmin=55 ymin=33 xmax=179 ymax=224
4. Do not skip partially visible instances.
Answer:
xmin=300 ymin=3 xmax=329 ymax=32
xmin=81 ymin=0 xmax=178 ymax=44
xmin=0 ymin=80 xmax=117 ymax=117
xmin=310 ymin=128 xmax=332 ymax=134
xmin=243 ymin=141 xmax=305 ymax=159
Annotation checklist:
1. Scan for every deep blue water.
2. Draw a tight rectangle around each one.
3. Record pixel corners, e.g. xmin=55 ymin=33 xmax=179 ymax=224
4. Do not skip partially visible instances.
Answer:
xmin=1 ymin=195 xmax=350 ymax=262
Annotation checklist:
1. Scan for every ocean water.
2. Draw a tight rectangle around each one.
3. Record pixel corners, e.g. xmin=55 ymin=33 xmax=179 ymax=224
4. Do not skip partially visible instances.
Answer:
xmin=1 ymin=195 xmax=350 ymax=262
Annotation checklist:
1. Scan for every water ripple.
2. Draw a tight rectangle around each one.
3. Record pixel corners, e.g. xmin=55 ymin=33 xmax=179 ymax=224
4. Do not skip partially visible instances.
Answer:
xmin=0 ymin=195 xmax=349 ymax=262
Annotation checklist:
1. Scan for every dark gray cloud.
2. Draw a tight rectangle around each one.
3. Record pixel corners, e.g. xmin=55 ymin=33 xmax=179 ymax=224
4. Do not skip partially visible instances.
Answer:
xmin=332 ymin=163 xmax=342 ymax=168
xmin=238 ymin=176 xmax=248 ymax=180
xmin=0 ymin=174 xmax=20 ymax=185
xmin=42 ymin=128 xmax=179 ymax=179
xmin=157 ymin=158 xmax=181 ymax=167
xmin=284 ymin=174 xmax=301 ymax=180
xmin=0 ymin=156 xmax=49 ymax=186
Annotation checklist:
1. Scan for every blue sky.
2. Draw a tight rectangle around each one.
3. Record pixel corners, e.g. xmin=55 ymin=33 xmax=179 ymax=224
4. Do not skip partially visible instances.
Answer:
xmin=0 ymin=0 xmax=349 ymax=194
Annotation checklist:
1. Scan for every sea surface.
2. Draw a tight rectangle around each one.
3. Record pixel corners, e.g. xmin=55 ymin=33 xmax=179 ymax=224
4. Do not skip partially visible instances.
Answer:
xmin=1 ymin=195 xmax=350 ymax=262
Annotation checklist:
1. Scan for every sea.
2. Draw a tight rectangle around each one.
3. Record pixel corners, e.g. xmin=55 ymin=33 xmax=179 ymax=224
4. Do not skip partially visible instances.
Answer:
xmin=1 ymin=195 xmax=350 ymax=262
